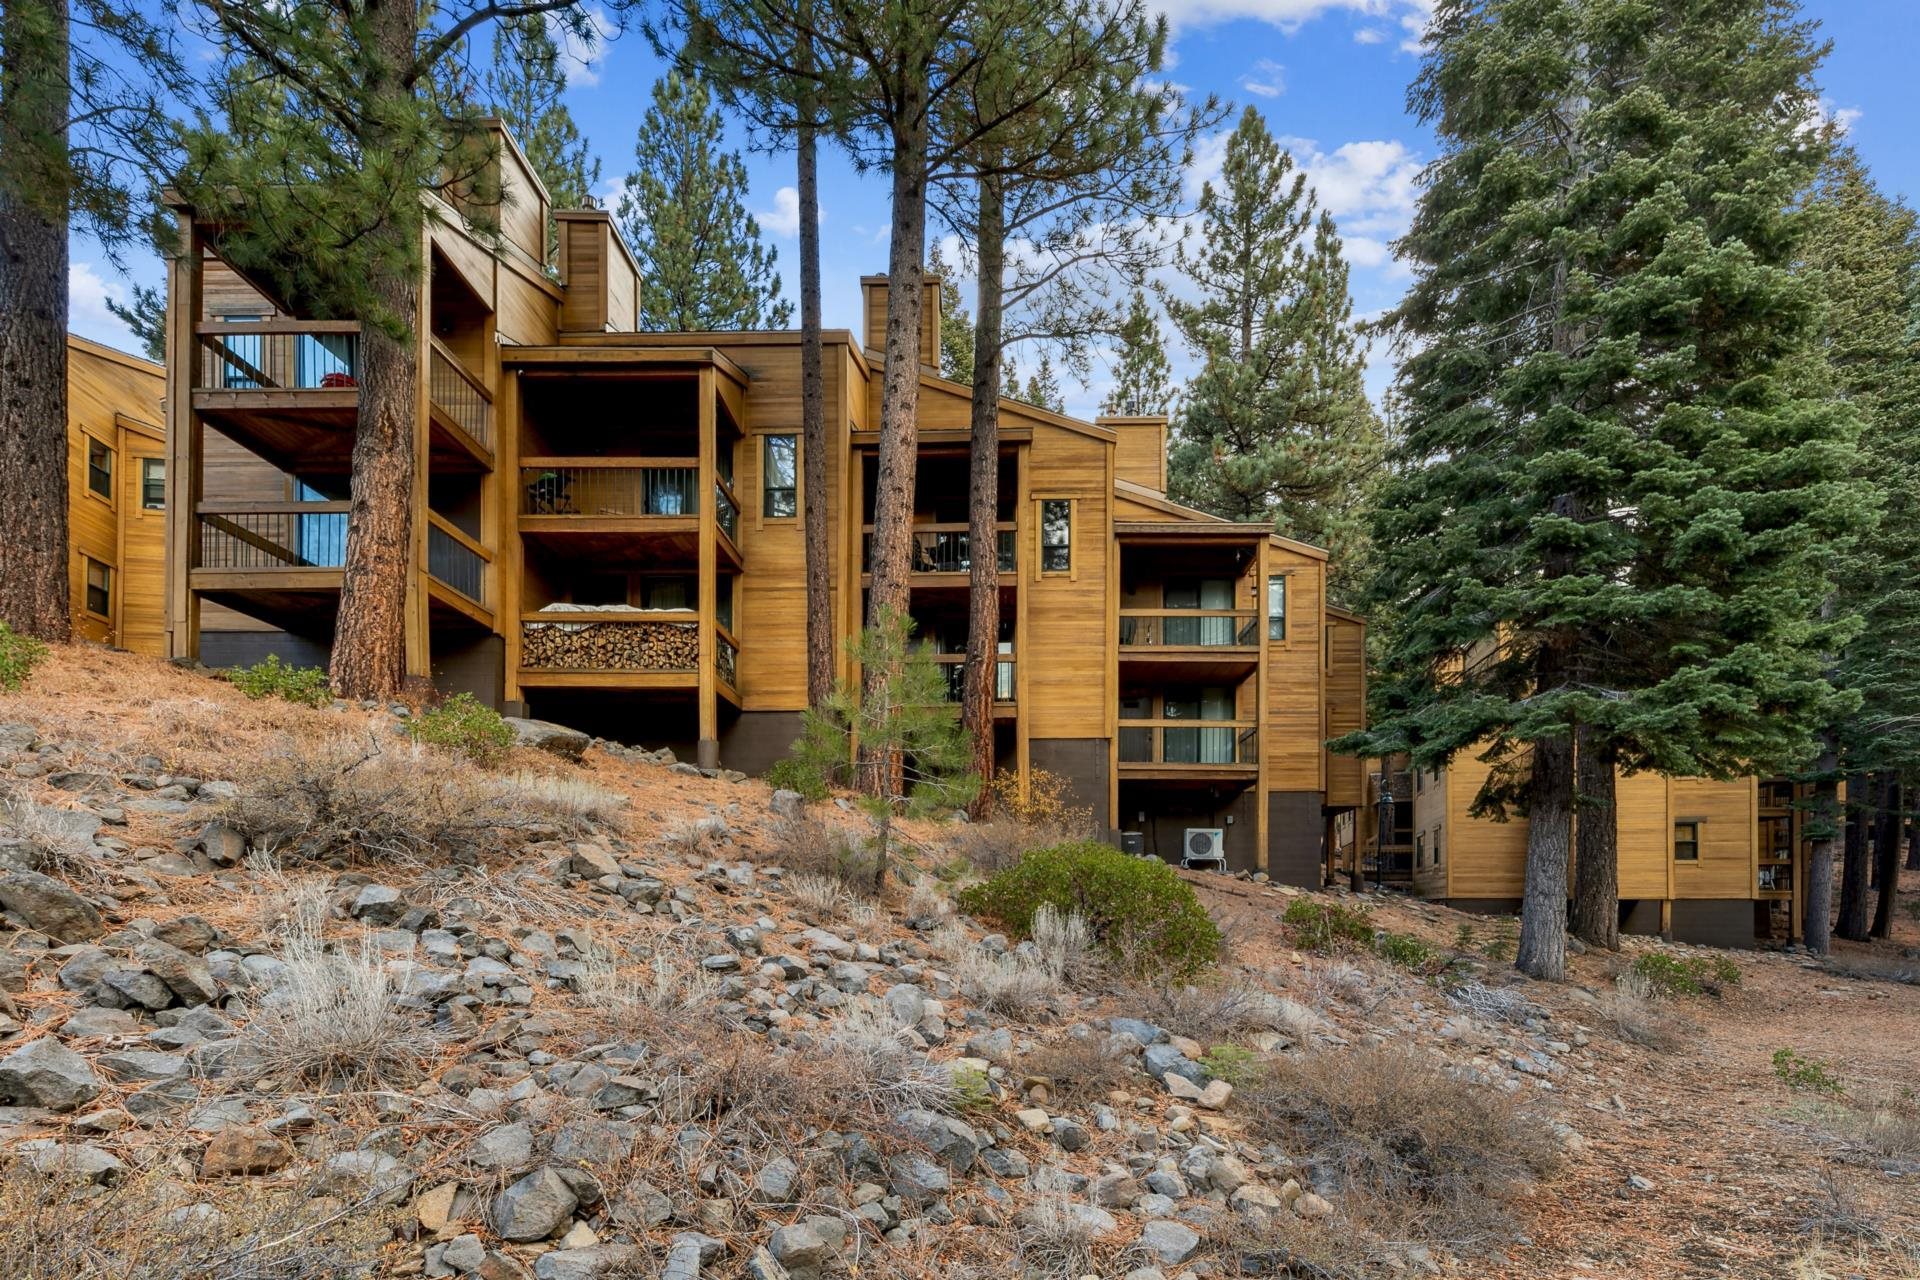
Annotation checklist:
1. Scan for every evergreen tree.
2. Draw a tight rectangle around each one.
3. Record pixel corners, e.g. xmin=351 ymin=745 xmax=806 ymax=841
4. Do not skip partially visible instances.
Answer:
xmin=928 ymin=241 xmax=975 ymax=384
xmin=484 ymin=16 xmax=602 ymax=213
xmin=1102 ymin=289 xmax=1174 ymax=417
xmin=1020 ymin=352 xmax=1063 ymax=412
xmin=106 ymin=282 xmax=169 ymax=363
xmin=0 ymin=0 xmax=179 ymax=641
xmin=1347 ymin=0 xmax=1865 ymax=979
xmin=1167 ymin=108 xmax=1382 ymax=565
xmin=616 ymin=68 xmax=791 ymax=330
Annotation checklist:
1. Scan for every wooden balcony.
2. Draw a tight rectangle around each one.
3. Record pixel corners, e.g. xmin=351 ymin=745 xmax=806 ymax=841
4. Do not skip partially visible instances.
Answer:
xmin=189 ymin=501 xmax=345 ymax=631
xmin=1117 ymin=720 xmax=1259 ymax=782
xmin=519 ymin=458 xmax=729 ymax=565
xmin=192 ymin=321 xmax=360 ymax=472
xmin=519 ymin=609 xmax=700 ymax=690
xmin=426 ymin=512 xmax=490 ymax=625
xmin=931 ymin=654 xmax=1017 ymax=718
xmin=1118 ymin=609 xmax=1261 ymax=680
xmin=428 ymin=338 xmax=493 ymax=467
xmin=860 ymin=523 xmax=1015 ymax=585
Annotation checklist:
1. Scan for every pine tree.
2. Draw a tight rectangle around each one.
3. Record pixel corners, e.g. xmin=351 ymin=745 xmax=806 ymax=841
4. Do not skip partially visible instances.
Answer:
xmin=0 ymin=0 xmax=179 ymax=641
xmin=106 ymin=282 xmax=169 ymax=363
xmin=617 ymin=69 xmax=791 ymax=331
xmin=1166 ymin=108 xmax=1382 ymax=563
xmin=928 ymin=241 xmax=975 ymax=384
xmin=1020 ymin=352 xmax=1063 ymax=412
xmin=1348 ymin=0 xmax=1865 ymax=980
xmin=1102 ymin=289 xmax=1174 ymax=417
xmin=484 ymin=16 xmax=602 ymax=214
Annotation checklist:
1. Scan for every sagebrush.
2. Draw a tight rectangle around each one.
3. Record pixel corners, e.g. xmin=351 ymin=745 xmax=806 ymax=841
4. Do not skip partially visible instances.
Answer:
xmin=408 ymin=692 xmax=515 ymax=763
xmin=228 ymin=654 xmax=331 ymax=707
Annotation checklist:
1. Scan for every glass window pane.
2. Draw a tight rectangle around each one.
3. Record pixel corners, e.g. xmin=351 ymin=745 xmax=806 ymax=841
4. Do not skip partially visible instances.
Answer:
xmin=141 ymin=458 xmax=165 ymax=509
xmin=87 ymin=439 xmax=113 ymax=498
xmin=764 ymin=435 xmax=797 ymax=517
xmin=1267 ymin=575 xmax=1287 ymax=641
xmin=84 ymin=558 xmax=111 ymax=617
xmin=1041 ymin=499 xmax=1071 ymax=572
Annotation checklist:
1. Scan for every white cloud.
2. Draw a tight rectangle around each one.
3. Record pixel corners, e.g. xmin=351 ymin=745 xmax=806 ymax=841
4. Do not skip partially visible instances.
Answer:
xmin=757 ymin=186 xmax=816 ymax=239
xmin=1239 ymin=58 xmax=1286 ymax=98
xmin=550 ymin=6 xmax=617 ymax=88
xmin=1813 ymin=97 xmax=1863 ymax=136
xmin=1353 ymin=26 xmax=1386 ymax=43
xmin=69 ymin=262 xmax=137 ymax=351
xmin=1152 ymin=0 xmax=1425 ymax=35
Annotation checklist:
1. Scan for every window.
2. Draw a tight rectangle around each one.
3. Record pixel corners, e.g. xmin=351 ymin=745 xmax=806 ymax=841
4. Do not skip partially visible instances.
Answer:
xmin=1414 ymin=768 xmax=1424 ymax=794
xmin=86 ymin=438 xmax=113 ymax=499
xmin=140 ymin=458 xmax=165 ymax=510
xmin=1433 ymin=827 xmax=1444 ymax=866
xmin=1415 ymin=830 xmax=1426 ymax=868
xmin=84 ymin=558 xmax=111 ymax=618
xmin=763 ymin=434 xmax=797 ymax=517
xmin=1673 ymin=820 xmax=1701 ymax=862
xmin=1040 ymin=499 xmax=1071 ymax=572
xmin=716 ymin=577 xmax=735 ymax=633
xmin=639 ymin=576 xmax=694 ymax=610
xmin=1267 ymin=574 xmax=1287 ymax=641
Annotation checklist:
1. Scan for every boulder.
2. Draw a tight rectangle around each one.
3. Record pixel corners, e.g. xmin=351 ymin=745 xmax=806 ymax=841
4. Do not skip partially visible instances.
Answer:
xmin=0 ymin=870 xmax=104 ymax=942
xmin=768 ymin=1221 xmax=830 ymax=1279
xmin=134 ymin=940 xmax=218 ymax=1006
xmin=0 ymin=1037 xmax=103 ymax=1112
xmin=769 ymin=789 xmax=805 ymax=819
xmin=533 ymin=1244 xmax=644 ymax=1280
xmin=19 ymin=1139 xmax=124 ymax=1184
xmin=202 ymin=1124 xmax=293 ymax=1177
xmin=470 ymin=1122 xmax=534 ymax=1171
xmin=97 ymin=1049 xmax=186 ymax=1082
xmin=505 ymin=718 xmax=590 ymax=761
xmin=492 ymin=1166 xmax=579 ymax=1242
xmin=1137 ymin=1220 xmax=1201 ymax=1266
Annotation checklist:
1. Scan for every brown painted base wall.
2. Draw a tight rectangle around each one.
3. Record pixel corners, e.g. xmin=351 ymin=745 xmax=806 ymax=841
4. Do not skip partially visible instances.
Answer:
xmin=1266 ymin=790 xmax=1326 ymax=887
xmin=200 ymin=630 xmax=332 ymax=671
xmin=1030 ymin=738 xmax=1112 ymax=837
xmin=722 ymin=711 xmax=808 ymax=778
xmin=1447 ymin=898 xmax=1524 ymax=916
xmin=1118 ymin=787 xmax=1259 ymax=873
xmin=431 ymin=633 xmax=503 ymax=708
xmin=1621 ymin=900 xmax=1664 ymax=937
xmin=1671 ymin=899 xmax=1761 ymax=949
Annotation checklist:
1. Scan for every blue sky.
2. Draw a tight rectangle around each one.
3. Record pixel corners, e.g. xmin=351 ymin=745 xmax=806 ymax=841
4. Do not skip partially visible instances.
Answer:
xmin=69 ymin=0 xmax=1920 ymax=420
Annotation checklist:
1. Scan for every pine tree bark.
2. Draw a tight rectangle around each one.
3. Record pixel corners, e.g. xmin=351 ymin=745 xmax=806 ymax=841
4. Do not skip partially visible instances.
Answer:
xmin=0 ymin=0 xmax=72 ymax=643
xmin=797 ymin=92 xmax=830 ymax=708
xmin=1907 ymin=816 xmax=1919 ymax=872
xmin=1870 ymin=772 xmax=1902 ymax=938
xmin=960 ymin=174 xmax=1005 ymax=815
xmin=1804 ymin=775 xmax=1839 ymax=954
xmin=1517 ymin=731 xmax=1574 ymax=980
xmin=1571 ymin=725 xmax=1619 ymax=951
xmin=1837 ymin=771 xmax=1872 ymax=941
xmin=327 ymin=1 xmax=418 ymax=701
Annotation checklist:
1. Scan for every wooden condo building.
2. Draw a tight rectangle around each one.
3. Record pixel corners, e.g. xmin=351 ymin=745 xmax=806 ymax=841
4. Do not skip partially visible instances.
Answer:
xmin=66 ymin=336 xmax=168 ymax=656
xmin=160 ymin=122 xmax=1367 ymax=882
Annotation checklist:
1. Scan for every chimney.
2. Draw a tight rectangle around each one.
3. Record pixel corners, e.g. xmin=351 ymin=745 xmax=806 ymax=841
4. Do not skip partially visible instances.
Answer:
xmin=861 ymin=273 xmax=942 ymax=370
xmin=1098 ymin=415 xmax=1170 ymax=492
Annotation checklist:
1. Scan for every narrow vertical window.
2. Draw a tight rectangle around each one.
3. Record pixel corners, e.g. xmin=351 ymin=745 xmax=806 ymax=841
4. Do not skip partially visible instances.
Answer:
xmin=1040 ymin=499 xmax=1071 ymax=572
xmin=140 ymin=458 xmax=166 ymax=510
xmin=763 ymin=434 xmax=797 ymax=517
xmin=87 ymin=438 xmax=113 ymax=499
xmin=1267 ymin=574 xmax=1287 ymax=640
xmin=1673 ymin=820 xmax=1701 ymax=862
xmin=84 ymin=558 xmax=112 ymax=618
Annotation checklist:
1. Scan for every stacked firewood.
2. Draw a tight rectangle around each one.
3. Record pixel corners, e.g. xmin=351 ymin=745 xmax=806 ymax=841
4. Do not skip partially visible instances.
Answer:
xmin=521 ymin=620 xmax=698 ymax=671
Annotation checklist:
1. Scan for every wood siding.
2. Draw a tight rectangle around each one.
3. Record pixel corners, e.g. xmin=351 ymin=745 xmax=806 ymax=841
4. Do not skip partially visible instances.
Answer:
xmin=66 ymin=338 xmax=166 ymax=653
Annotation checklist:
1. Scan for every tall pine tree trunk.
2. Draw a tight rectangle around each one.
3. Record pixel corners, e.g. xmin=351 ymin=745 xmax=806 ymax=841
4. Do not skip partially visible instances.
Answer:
xmin=328 ymin=3 xmax=418 ymax=701
xmin=798 ymin=93 xmax=830 ymax=708
xmin=863 ymin=101 xmax=929 ymax=630
xmin=1571 ymin=726 xmax=1618 ymax=950
xmin=1871 ymin=772 xmax=1902 ymax=938
xmin=961 ymin=174 xmax=1005 ymax=815
xmin=1837 ymin=770 xmax=1871 ymax=941
xmin=1517 ymin=731 xmax=1574 ymax=980
xmin=1803 ymin=735 xmax=1840 ymax=954
xmin=1907 ymin=810 xmax=1919 ymax=872
xmin=0 ymin=0 xmax=72 ymax=643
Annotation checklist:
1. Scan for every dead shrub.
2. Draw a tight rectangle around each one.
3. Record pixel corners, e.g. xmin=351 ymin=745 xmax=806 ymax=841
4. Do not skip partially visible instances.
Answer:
xmin=816 ymin=1000 xmax=957 ymax=1118
xmin=220 ymin=735 xmax=620 ymax=864
xmin=949 ymin=768 xmax=1098 ymax=873
xmin=1237 ymin=1044 xmax=1560 ymax=1249
xmin=1019 ymin=1033 xmax=1136 ymax=1105
xmin=765 ymin=814 xmax=880 ymax=893
xmin=1122 ymin=977 xmax=1286 ymax=1044
xmin=1013 ymin=1191 xmax=1104 ymax=1279
xmin=957 ymin=947 xmax=1058 ymax=1017
xmin=0 ymin=789 xmax=99 ymax=876
xmin=574 ymin=934 xmax=726 ymax=1030
xmin=1206 ymin=1208 xmax=1394 ymax=1280
xmin=1597 ymin=989 xmax=1695 ymax=1052
xmin=1823 ymin=947 xmax=1920 ymax=987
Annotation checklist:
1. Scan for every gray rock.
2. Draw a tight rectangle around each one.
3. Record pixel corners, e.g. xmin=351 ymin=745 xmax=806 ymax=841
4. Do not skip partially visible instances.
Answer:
xmin=62 ymin=1005 xmax=140 ymax=1037
xmin=153 ymin=915 xmax=218 ymax=954
xmin=745 ymin=1246 xmax=793 ymax=1280
xmin=1108 ymin=1017 xmax=1168 ymax=1045
xmin=349 ymin=884 xmax=406 ymax=926
xmin=662 ymin=1233 xmax=724 ymax=1280
xmin=196 ymin=822 xmax=247 ymax=868
xmin=768 ymin=1221 xmax=830 ymax=1279
xmin=609 ymin=1179 xmax=673 ymax=1229
xmin=492 ymin=1167 xmax=580 ymax=1242
xmin=100 ymin=967 xmax=174 ymax=1010
xmin=97 ymin=1049 xmax=186 ymax=1082
xmin=470 ymin=1122 xmax=534 ymax=1170
xmin=568 ymin=845 xmax=620 ymax=880
xmin=752 ymin=1155 xmax=801 ymax=1202
xmin=534 ymin=1245 xmax=644 ymax=1280
xmin=0 ymin=870 xmax=104 ymax=942
xmin=883 ymin=983 xmax=926 ymax=1026
xmin=893 ymin=1107 xmax=978 ymax=1172
xmin=769 ymin=789 xmax=805 ymax=819
xmin=1137 ymin=1220 xmax=1201 ymax=1265
xmin=0 ymin=1037 xmax=103 ymax=1112
xmin=888 ymin=1152 xmax=951 ymax=1206
xmin=1143 ymin=1043 xmax=1208 ymax=1086
xmin=1052 ymin=1116 xmax=1090 ymax=1152
xmin=19 ymin=1139 xmax=124 ymax=1183
xmin=135 ymin=939 xmax=218 ymax=1006
xmin=506 ymin=718 xmax=590 ymax=761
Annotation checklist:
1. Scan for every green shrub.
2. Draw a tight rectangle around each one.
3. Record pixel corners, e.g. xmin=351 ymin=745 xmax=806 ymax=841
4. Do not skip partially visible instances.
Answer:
xmin=0 ymin=624 xmax=48 ymax=693
xmin=408 ymin=692 xmax=515 ymax=764
xmin=1633 ymin=950 xmax=1741 ymax=998
xmin=1773 ymin=1048 xmax=1845 ymax=1097
xmin=1201 ymin=1043 xmax=1259 ymax=1086
xmin=1453 ymin=922 xmax=1478 ymax=952
xmin=1482 ymin=917 xmax=1518 ymax=963
xmin=767 ymin=755 xmax=830 ymax=803
xmin=957 ymin=841 xmax=1221 ymax=981
xmin=1376 ymin=931 xmax=1438 ymax=971
xmin=229 ymin=654 xmax=331 ymax=707
xmin=1282 ymin=897 xmax=1374 ymax=953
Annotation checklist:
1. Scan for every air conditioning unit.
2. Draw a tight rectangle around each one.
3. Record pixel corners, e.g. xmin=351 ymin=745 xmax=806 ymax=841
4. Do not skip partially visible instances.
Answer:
xmin=1182 ymin=827 xmax=1227 ymax=868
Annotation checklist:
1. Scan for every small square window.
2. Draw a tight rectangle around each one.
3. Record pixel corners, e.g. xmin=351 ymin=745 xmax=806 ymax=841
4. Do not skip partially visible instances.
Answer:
xmin=87 ymin=438 xmax=113 ymax=499
xmin=84 ymin=557 xmax=111 ymax=618
xmin=140 ymin=458 xmax=165 ymax=510
xmin=763 ymin=435 xmax=797 ymax=518
xmin=1040 ymin=500 xmax=1071 ymax=572
xmin=1673 ymin=820 xmax=1701 ymax=862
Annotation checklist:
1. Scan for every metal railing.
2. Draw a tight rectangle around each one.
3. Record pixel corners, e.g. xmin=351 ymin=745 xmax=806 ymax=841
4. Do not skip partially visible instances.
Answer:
xmin=195 ymin=503 xmax=347 ymax=569
xmin=429 ymin=340 xmax=492 ymax=452
xmin=932 ymin=654 xmax=1015 ymax=704
xmin=195 ymin=321 xmax=359 ymax=392
xmin=717 ymin=631 xmax=739 ymax=688
xmin=1118 ymin=720 xmax=1259 ymax=766
xmin=520 ymin=461 xmax=700 ymax=517
xmin=520 ymin=612 xmax=699 ymax=672
xmin=715 ymin=482 xmax=739 ymax=542
xmin=862 ymin=523 xmax=1015 ymax=573
xmin=426 ymin=516 xmax=486 ymax=605
xmin=1118 ymin=610 xmax=1260 ymax=648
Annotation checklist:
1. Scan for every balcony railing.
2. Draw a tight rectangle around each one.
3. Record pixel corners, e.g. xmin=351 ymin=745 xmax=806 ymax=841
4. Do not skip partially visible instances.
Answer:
xmin=861 ymin=523 xmax=1015 ymax=574
xmin=194 ymin=321 xmax=359 ymax=392
xmin=429 ymin=339 xmax=492 ymax=452
xmin=520 ymin=610 xmax=699 ymax=672
xmin=520 ymin=460 xmax=699 ymax=518
xmin=717 ymin=628 xmax=739 ymax=688
xmin=1118 ymin=720 xmax=1259 ymax=766
xmin=196 ymin=503 xmax=347 ymax=569
xmin=715 ymin=481 xmax=740 ymax=543
xmin=426 ymin=514 xmax=487 ymax=606
xmin=932 ymin=654 xmax=1016 ymax=704
xmin=1119 ymin=610 xmax=1260 ymax=649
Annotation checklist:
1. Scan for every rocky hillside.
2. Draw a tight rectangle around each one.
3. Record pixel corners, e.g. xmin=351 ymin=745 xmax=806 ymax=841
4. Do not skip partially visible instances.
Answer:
xmin=0 ymin=647 xmax=1913 ymax=1280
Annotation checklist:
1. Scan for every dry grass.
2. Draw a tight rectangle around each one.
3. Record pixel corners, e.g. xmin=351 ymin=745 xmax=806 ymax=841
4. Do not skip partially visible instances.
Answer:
xmin=1236 ymin=1043 xmax=1560 ymax=1250
xmin=1013 ymin=1191 xmax=1103 ymax=1279
xmin=763 ymin=813 xmax=879 ymax=892
xmin=1823 ymin=947 xmax=1920 ymax=986
xmin=956 ymin=907 xmax=1095 ymax=1016
xmin=575 ymin=934 xmax=726 ymax=1027
xmin=0 ymin=788 xmax=98 ymax=876
xmin=1597 ymin=988 xmax=1696 ymax=1052
xmin=817 ymin=1000 xmax=957 ymax=1117
xmin=1030 ymin=904 xmax=1099 ymax=987
xmin=219 ymin=735 xmax=622 ymax=865
xmin=1121 ymin=976 xmax=1309 ymax=1044
xmin=1206 ymin=1208 xmax=1392 ymax=1280
xmin=1019 ymin=1033 xmax=1136 ymax=1105
xmin=1446 ymin=979 xmax=1537 ymax=1027
xmin=0 ymin=1158 xmax=397 ymax=1280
